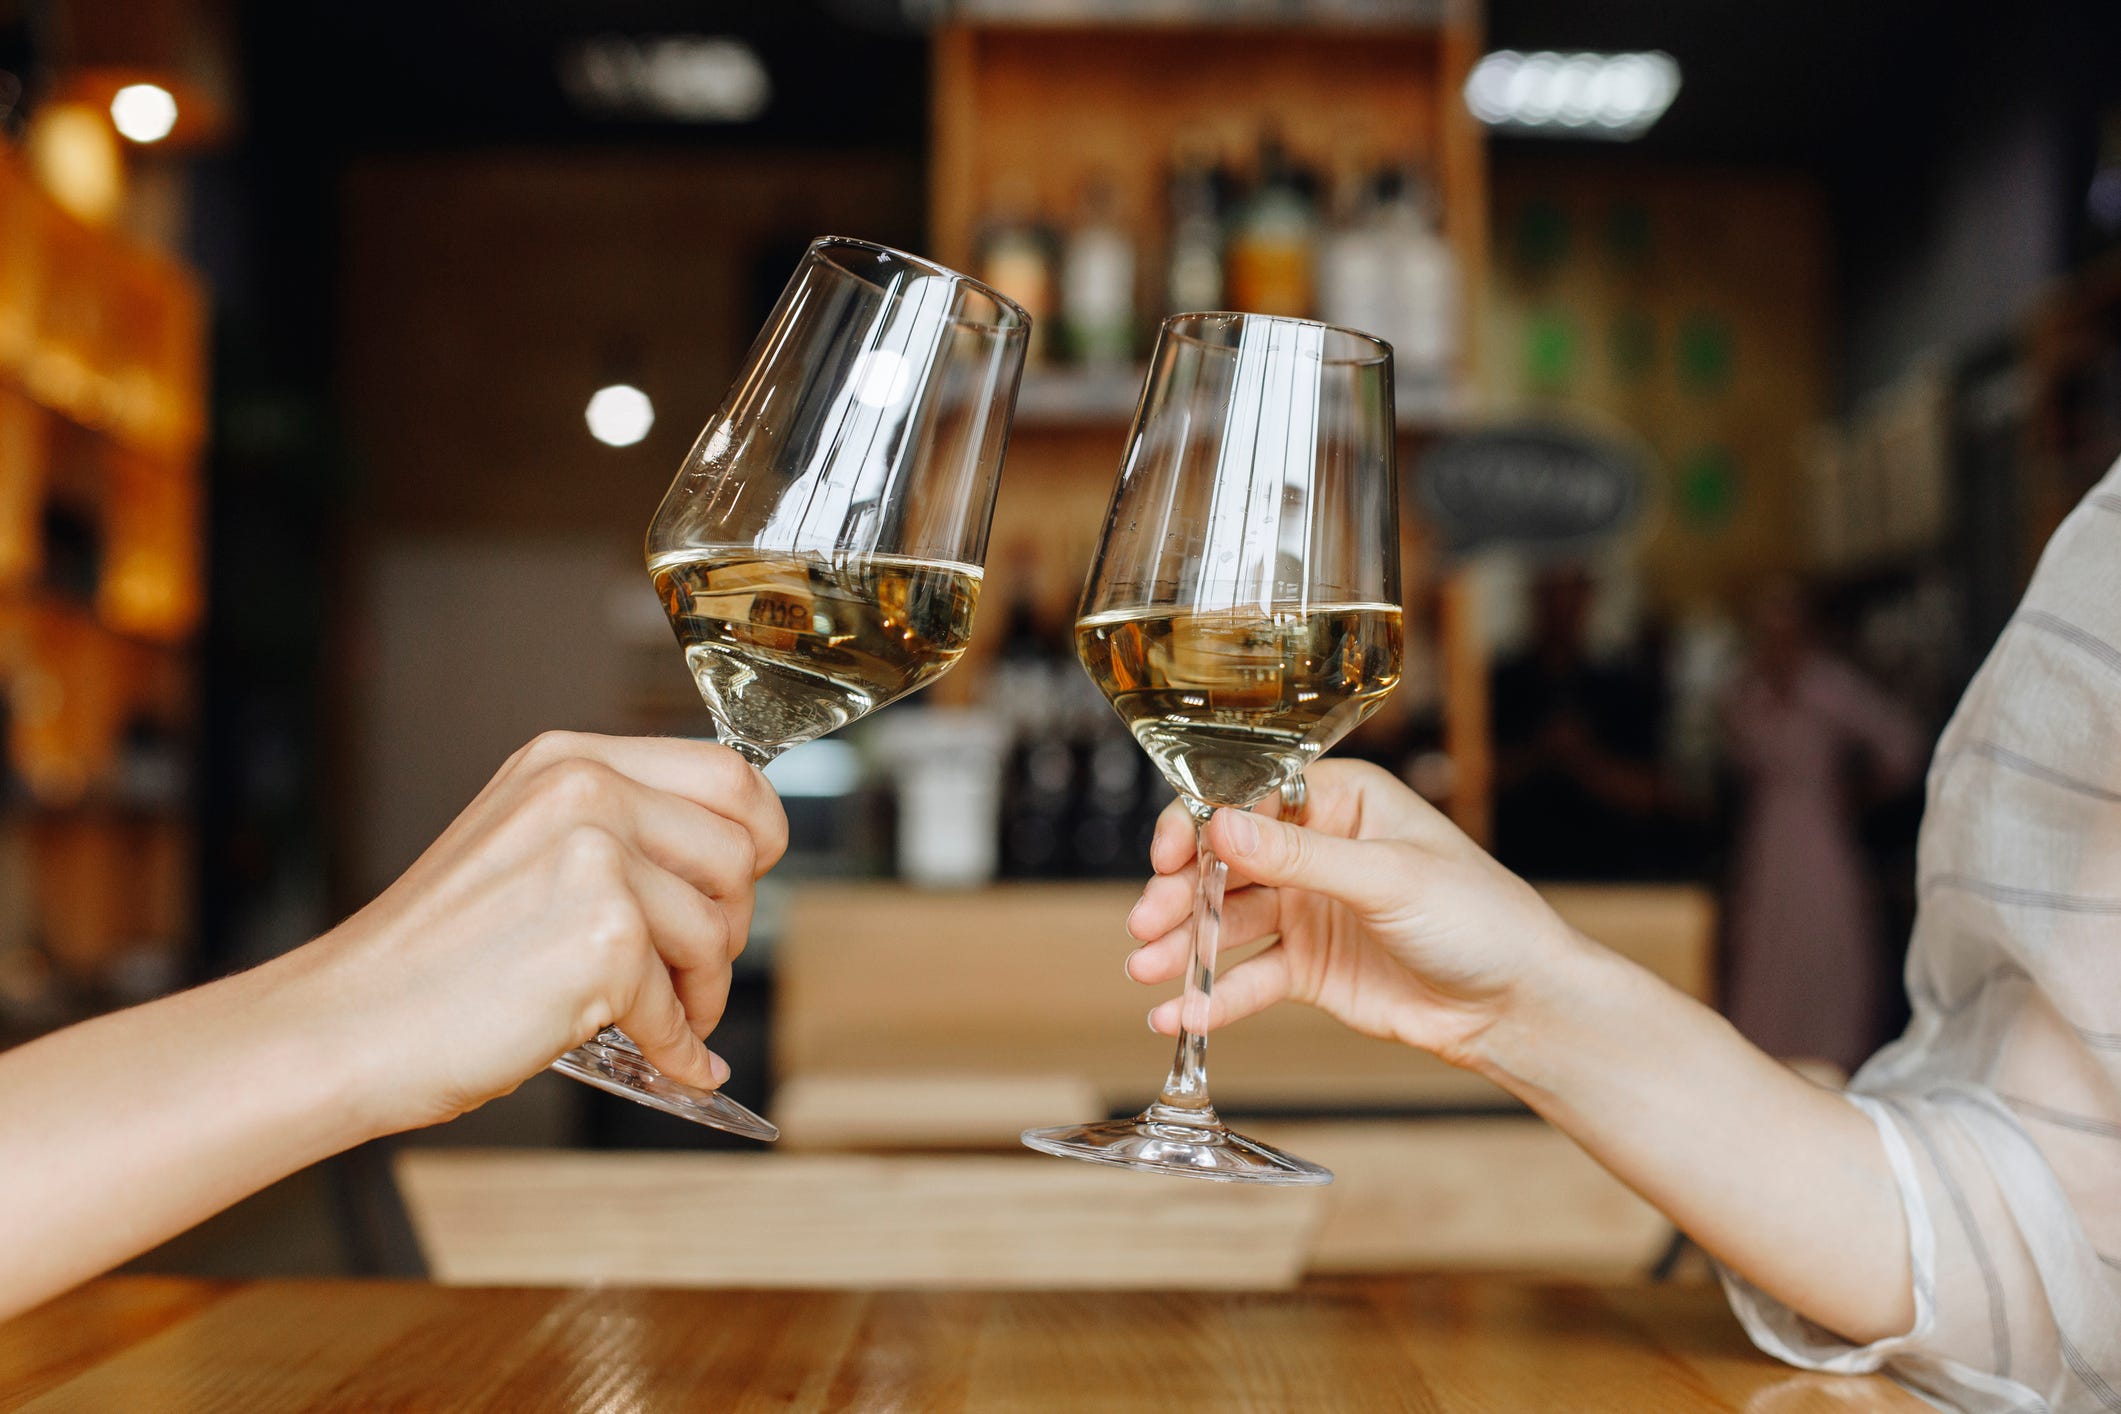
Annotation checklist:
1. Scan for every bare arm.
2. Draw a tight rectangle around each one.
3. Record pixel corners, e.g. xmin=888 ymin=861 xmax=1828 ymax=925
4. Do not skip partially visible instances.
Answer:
xmin=0 ymin=732 xmax=786 ymax=1321
xmin=1124 ymin=761 xmax=1912 ymax=1343
xmin=1470 ymin=933 xmax=1910 ymax=1340
xmin=0 ymin=951 xmax=385 ymax=1315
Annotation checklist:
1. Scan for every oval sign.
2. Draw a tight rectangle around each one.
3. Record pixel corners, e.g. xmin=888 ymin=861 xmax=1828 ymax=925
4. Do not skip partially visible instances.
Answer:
xmin=1416 ymin=424 xmax=1646 ymax=554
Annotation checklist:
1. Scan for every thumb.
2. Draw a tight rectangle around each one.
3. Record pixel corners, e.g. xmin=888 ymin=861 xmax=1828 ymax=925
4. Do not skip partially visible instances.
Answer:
xmin=1207 ymin=807 xmax=1409 ymax=916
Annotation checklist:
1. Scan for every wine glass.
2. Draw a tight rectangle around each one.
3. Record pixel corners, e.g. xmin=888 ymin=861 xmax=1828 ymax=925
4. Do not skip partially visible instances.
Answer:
xmin=551 ymin=236 xmax=1029 ymax=1139
xmin=1022 ymin=312 xmax=1402 ymax=1183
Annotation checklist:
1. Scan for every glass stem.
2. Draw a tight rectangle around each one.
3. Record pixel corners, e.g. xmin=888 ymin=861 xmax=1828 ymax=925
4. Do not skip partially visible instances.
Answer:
xmin=718 ymin=732 xmax=779 ymax=769
xmin=1153 ymin=800 xmax=1224 ymax=1123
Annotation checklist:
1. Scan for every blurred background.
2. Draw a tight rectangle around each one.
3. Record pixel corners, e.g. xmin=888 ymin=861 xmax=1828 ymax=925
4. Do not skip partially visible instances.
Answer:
xmin=2 ymin=0 xmax=2118 ymax=1285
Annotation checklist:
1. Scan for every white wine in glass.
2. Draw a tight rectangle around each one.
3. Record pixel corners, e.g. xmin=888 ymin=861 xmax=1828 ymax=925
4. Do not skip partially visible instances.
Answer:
xmin=551 ymin=238 xmax=1028 ymax=1139
xmin=1024 ymin=311 xmax=1402 ymax=1184
xmin=1075 ymin=602 xmax=1401 ymax=807
xmin=654 ymin=551 xmax=984 ymax=756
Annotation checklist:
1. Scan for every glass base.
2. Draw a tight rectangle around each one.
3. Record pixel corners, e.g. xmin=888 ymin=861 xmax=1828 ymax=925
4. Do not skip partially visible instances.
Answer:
xmin=550 ymin=1028 xmax=779 ymax=1142
xmin=1021 ymin=1105 xmax=1332 ymax=1185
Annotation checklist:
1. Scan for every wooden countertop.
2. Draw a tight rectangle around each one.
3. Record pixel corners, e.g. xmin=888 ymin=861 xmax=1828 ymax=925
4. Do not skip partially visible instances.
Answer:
xmin=0 ymin=1276 xmax=1924 ymax=1410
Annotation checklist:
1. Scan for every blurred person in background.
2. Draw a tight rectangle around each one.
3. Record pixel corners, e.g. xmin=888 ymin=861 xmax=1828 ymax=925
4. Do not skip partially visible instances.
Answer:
xmin=0 ymin=733 xmax=785 ymax=1322
xmin=1124 ymin=466 xmax=2121 ymax=1410
xmin=1490 ymin=563 xmax=1675 ymax=880
xmin=1720 ymin=578 xmax=1925 ymax=1073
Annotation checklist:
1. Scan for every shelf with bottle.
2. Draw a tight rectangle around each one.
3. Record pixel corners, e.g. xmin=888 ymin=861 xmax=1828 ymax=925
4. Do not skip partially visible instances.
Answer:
xmin=0 ymin=596 xmax=196 ymax=1035
xmin=932 ymin=9 xmax=1492 ymax=839
xmin=0 ymin=594 xmax=196 ymax=812
xmin=0 ymin=387 xmax=205 ymax=644
xmin=1013 ymin=364 xmax=1470 ymax=431
xmin=0 ymin=145 xmax=207 ymax=1024
xmin=0 ymin=804 xmax=194 ymax=1042
xmin=976 ymin=129 xmax=1472 ymax=432
xmin=0 ymin=149 xmax=208 ymax=460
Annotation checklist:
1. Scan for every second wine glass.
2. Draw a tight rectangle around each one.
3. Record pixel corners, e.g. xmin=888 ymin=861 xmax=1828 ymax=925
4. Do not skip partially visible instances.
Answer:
xmin=550 ymin=236 xmax=1030 ymax=1140
xmin=1022 ymin=312 xmax=1403 ymax=1184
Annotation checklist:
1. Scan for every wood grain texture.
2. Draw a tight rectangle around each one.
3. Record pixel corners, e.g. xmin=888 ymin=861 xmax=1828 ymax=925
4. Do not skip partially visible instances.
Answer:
xmin=394 ymin=1150 xmax=1324 ymax=1291
xmin=773 ymin=1071 xmax=1106 ymax=1151
xmin=2 ymin=1276 xmax=1928 ymax=1412
xmin=1246 ymin=1120 xmax=1674 ymax=1275
xmin=774 ymin=881 xmax=1715 ymax=1111
xmin=0 ymin=1276 xmax=229 ymax=1407
xmin=768 ymin=1104 xmax=1676 ymax=1277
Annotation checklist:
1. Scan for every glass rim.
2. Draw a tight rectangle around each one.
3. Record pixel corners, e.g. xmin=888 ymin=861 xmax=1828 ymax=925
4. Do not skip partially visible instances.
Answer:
xmin=808 ymin=234 xmax=1032 ymax=335
xmin=1159 ymin=310 xmax=1393 ymax=365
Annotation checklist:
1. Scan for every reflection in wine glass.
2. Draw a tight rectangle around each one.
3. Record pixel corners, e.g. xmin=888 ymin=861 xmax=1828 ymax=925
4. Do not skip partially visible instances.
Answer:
xmin=550 ymin=237 xmax=1029 ymax=1139
xmin=1023 ymin=312 xmax=1402 ymax=1184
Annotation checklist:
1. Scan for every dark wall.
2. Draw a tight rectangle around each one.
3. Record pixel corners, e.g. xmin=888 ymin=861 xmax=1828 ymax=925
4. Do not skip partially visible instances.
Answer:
xmin=1832 ymin=1 xmax=2118 ymax=405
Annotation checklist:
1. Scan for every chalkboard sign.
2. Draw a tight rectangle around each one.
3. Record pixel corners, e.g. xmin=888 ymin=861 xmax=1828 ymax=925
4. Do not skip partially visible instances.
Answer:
xmin=1415 ymin=424 xmax=1646 ymax=554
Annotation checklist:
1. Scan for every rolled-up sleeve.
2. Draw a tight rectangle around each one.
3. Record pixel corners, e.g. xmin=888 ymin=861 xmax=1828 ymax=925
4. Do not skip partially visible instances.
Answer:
xmin=1717 ymin=1089 xmax=2121 ymax=1411
xmin=1719 ymin=464 xmax=2121 ymax=1412
xmin=1718 ymin=1095 xmax=1937 ymax=1374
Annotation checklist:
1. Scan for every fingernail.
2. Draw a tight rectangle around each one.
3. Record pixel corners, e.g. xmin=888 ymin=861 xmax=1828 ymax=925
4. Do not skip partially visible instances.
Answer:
xmin=1122 ymin=949 xmax=1137 ymax=981
xmin=1147 ymin=1007 xmax=1163 ymax=1034
xmin=1224 ymin=809 xmax=1258 ymax=855
xmin=1125 ymin=897 xmax=1148 ymax=940
xmin=705 ymin=1048 xmax=731 ymax=1087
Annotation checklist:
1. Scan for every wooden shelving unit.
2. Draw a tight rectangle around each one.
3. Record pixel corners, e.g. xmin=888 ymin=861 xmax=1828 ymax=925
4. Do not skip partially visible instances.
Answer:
xmin=927 ymin=5 xmax=1494 ymax=838
xmin=0 ymin=147 xmax=207 ymax=1012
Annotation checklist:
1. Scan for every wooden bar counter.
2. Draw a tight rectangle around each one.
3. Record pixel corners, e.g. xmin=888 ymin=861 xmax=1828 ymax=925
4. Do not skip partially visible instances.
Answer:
xmin=0 ymin=1276 xmax=1923 ymax=1410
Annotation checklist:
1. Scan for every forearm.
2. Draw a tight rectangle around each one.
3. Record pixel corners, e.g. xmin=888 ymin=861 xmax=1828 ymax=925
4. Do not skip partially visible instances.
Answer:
xmin=1466 ymin=935 xmax=1913 ymax=1344
xmin=0 ymin=946 xmax=384 ymax=1320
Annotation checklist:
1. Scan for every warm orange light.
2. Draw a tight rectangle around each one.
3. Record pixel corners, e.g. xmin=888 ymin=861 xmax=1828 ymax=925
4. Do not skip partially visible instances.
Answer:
xmin=26 ymin=102 xmax=124 ymax=225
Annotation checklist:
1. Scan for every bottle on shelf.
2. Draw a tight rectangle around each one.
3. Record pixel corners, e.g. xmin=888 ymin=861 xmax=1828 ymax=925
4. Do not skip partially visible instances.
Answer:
xmin=989 ymin=576 xmax=1070 ymax=878
xmin=1317 ymin=145 xmax=1387 ymax=340
xmin=1368 ymin=162 xmax=1460 ymax=396
xmin=974 ymin=179 xmax=1058 ymax=366
xmin=1071 ymin=728 xmax=1141 ymax=877
xmin=1059 ymin=173 xmax=1136 ymax=373
xmin=1224 ymin=127 xmax=1319 ymax=321
xmin=1162 ymin=133 xmax=1226 ymax=316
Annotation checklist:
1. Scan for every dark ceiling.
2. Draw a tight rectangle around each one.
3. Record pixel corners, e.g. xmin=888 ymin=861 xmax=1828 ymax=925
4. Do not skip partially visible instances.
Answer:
xmin=249 ymin=0 xmax=928 ymax=152
xmin=254 ymin=0 xmax=2098 ymax=163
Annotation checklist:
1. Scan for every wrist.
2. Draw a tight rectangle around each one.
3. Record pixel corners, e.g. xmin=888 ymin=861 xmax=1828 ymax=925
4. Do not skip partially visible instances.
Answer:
xmin=244 ymin=928 xmax=408 ymax=1148
xmin=1456 ymin=921 xmax=1631 ymax=1106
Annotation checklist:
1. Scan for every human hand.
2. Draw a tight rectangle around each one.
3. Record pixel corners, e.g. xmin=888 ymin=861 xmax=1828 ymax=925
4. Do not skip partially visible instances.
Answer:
xmin=1123 ymin=760 xmax=1583 ymax=1070
xmin=283 ymin=732 xmax=787 ymax=1134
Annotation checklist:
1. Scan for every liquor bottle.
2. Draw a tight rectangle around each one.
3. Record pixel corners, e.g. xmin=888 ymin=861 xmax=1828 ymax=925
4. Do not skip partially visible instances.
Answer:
xmin=991 ymin=579 xmax=1069 ymax=878
xmin=1317 ymin=148 xmax=1386 ymax=339
xmin=1224 ymin=129 xmax=1318 ymax=319
xmin=1071 ymin=728 xmax=1141 ymax=877
xmin=1163 ymin=134 xmax=1225 ymax=315
xmin=1370 ymin=163 xmax=1460 ymax=392
xmin=975 ymin=180 xmax=1057 ymax=365
xmin=1060 ymin=174 xmax=1135 ymax=371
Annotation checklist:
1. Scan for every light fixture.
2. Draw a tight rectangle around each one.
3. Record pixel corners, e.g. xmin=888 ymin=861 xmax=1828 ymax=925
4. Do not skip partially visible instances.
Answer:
xmin=560 ymin=35 xmax=772 ymax=123
xmin=1465 ymin=51 xmax=1680 ymax=140
xmin=109 ymin=83 xmax=179 ymax=143
xmin=585 ymin=384 xmax=655 ymax=447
